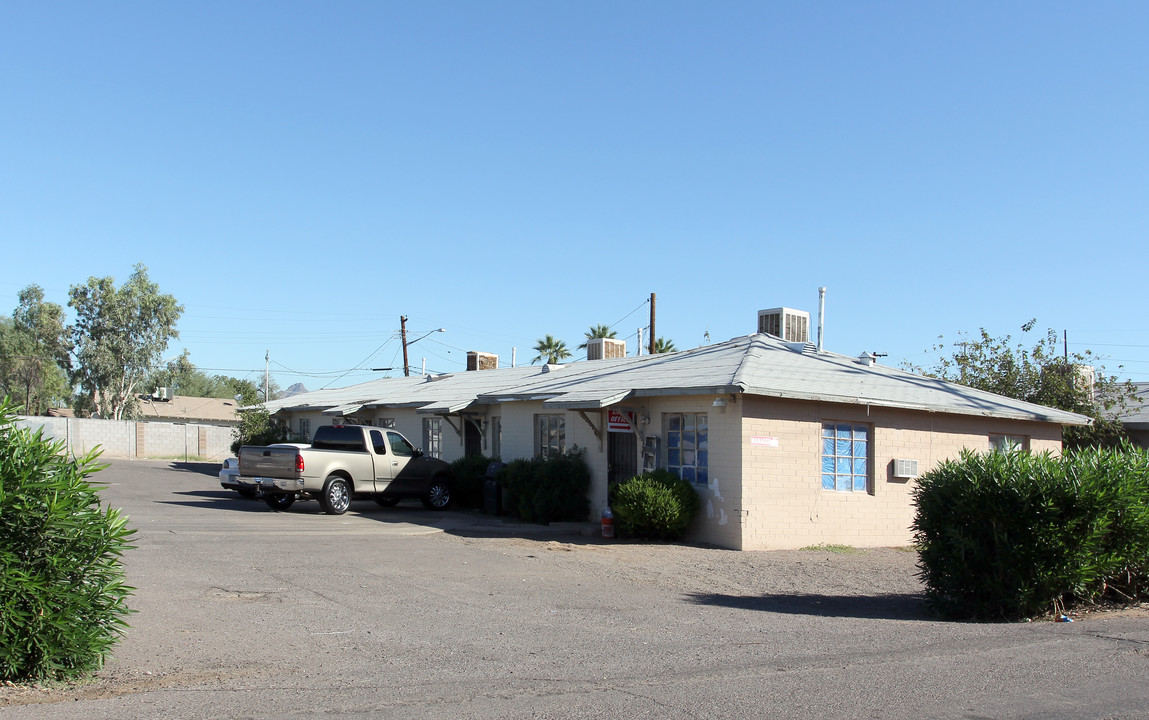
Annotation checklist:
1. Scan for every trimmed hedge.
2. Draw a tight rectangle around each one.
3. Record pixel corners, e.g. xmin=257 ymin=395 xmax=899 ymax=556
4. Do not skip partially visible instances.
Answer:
xmin=449 ymin=454 xmax=497 ymax=509
xmin=498 ymin=448 xmax=590 ymax=524
xmin=912 ymin=445 xmax=1149 ymax=620
xmin=610 ymin=470 xmax=701 ymax=541
xmin=0 ymin=397 xmax=136 ymax=680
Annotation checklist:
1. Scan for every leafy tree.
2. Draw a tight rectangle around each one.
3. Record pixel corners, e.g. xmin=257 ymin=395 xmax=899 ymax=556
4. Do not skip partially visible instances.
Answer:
xmin=532 ymin=334 xmax=571 ymax=365
xmin=577 ymin=324 xmax=617 ymax=350
xmin=0 ymin=285 xmax=72 ymax=415
xmin=147 ymin=350 xmax=265 ymax=404
xmin=224 ymin=377 xmax=266 ymax=406
xmin=230 ymin=407 xmax=291 ymax=454
xmin=652 ymin=337 xmax=676 ymax=354
xmin=69 ymin=264 xmax=183 ymax=420
xmin=906 ymin=320 xmax=1137 ymax=450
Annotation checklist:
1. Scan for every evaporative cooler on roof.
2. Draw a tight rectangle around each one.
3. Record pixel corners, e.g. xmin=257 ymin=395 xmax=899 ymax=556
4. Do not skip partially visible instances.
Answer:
xmin=757 ymin=308 xmax=810 ymax=343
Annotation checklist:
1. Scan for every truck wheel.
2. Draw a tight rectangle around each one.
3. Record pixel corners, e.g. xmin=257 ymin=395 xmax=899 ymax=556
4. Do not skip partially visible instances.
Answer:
xmin=375 ymin=495 xmax=400 ymax=507
xmin=320 ymin=476 xmax=351 ymax=515
xmin=264 ymin=493 xmax=295 ymax=511
xmin=422 ymin=478 xmax=451 ymax=510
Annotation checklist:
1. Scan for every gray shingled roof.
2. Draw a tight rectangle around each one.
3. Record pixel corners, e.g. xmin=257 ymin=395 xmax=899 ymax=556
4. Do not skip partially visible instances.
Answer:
xmin=259 ymin=334 xmax=1091 ymax=426
xmin=1116 ymin=382 xmax=1149 ymax=428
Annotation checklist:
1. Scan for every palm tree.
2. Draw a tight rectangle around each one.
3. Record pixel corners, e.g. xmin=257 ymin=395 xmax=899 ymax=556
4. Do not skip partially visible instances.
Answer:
xmin=653 ymin=337 xmax=676 ymax=354
xmin=532 ymin=335 xmax=571 ymax=365
xmin=577 ymin=324 xmax=617 ymax=350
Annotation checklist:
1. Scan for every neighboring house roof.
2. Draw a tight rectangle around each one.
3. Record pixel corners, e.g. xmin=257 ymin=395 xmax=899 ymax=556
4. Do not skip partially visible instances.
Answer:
xmin=1116 ymin=381 xmax=1149 ymax=429
xmin=260 ymin=334 xmax=1091 ymax=426
xmin=138 ymin=395 xmax=242 ymax=423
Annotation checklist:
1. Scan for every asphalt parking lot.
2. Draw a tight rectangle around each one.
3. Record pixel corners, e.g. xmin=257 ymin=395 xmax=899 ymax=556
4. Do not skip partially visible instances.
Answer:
xmin=4 ymin=459 xmax=1149 ymax=719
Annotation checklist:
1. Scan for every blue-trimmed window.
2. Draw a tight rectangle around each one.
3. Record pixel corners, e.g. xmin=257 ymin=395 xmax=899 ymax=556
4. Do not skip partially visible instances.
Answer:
xmin=667 ymin=413 xmax=708 ymax=485
xmin=822 ymin=423 xmax=869 ymax=492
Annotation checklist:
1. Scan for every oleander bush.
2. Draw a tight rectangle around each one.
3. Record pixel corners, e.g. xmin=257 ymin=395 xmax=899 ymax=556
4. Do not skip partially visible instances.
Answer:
xmin=449 ymin=454 xmax=497 ymax=509
xmin=610 ymin=470 xmax=701 ymax=541
xmin=497 ymin=448 xmax=590 ymax=524
xmin=0 ymin=397 xmax=136 ymax=681
xmin=913 ymin=445 xmax=1149 ymax=621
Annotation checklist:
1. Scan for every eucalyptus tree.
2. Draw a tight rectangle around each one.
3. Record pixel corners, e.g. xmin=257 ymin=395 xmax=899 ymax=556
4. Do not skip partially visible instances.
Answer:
xmin=0 ymin=285 xmax=72 ymax=414
xmin=69 ymin=264 xmax=183 ymax=420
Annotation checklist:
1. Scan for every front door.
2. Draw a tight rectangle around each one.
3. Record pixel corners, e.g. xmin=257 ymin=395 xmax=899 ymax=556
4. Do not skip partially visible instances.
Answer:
xmin=464 ymin=418 xmax=482 ymax=457
xmin=608 ymin=430 xmax=638 ymax=486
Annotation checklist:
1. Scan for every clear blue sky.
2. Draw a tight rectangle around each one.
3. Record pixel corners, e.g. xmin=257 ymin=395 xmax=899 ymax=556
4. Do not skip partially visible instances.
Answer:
xmin=3 ymin=2 xmax=1147 ymax=393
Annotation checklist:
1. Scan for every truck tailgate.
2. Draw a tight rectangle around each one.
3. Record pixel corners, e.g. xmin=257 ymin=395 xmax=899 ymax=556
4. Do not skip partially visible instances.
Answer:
xmin=239 ymin=445 xmax=301 ymax=479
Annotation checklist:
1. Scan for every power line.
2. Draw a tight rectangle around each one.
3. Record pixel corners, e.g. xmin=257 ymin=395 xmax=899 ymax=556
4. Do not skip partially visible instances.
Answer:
xmin=608 ymin=297 xmax=651 ymax=333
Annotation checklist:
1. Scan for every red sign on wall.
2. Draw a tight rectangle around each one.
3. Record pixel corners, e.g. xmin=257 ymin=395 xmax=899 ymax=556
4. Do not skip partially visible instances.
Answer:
xmin=607 ymin=410 xmax=635 ymax=433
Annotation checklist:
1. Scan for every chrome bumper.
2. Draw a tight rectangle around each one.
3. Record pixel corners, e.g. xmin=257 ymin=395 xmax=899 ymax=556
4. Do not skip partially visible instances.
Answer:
xmin=251 ymin=476 xmax=305 ymax=492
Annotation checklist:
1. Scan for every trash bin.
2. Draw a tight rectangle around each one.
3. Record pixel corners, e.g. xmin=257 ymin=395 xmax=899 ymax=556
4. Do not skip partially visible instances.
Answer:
xmin=482 ymin=461 xmax=506 ymax=516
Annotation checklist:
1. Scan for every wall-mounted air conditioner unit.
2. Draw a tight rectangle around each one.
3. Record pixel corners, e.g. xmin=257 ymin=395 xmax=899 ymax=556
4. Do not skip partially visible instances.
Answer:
xmin=892 ymin=459 xmax=919 ymax=479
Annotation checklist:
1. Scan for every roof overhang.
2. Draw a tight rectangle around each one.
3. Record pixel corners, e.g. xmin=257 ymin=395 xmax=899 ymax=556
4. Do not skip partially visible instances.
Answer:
xmin=541 ymin=390 xmax=633 ymax=409
xmin=322 ymin=403 xmax=366 ymax=416
xmin=416 ymin=399 xmax=476 ymax=414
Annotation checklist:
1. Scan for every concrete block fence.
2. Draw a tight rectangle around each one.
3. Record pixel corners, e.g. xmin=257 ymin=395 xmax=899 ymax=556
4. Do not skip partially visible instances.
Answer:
xmin=14 ymin=416 xmax=236 ymax=461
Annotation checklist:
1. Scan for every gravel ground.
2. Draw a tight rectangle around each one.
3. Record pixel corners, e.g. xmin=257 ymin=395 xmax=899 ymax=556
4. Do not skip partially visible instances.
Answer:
xmin=3 ymin=460 xmax=1147 ymax=720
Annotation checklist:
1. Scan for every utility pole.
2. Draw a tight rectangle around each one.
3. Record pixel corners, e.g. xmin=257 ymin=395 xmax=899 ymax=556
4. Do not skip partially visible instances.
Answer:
xmin=264 ymin=350 xmax=269 ymax=402
xmin=400 ymin=315 xmax=410 ymax=377
xmin=648 ymin=292 xmax=656 ymax=355
xmin=636 ymin=327 xmax=643 ymax=356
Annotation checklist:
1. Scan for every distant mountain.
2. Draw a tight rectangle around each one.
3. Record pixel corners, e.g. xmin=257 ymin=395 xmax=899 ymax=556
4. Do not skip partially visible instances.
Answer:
xmin=276 ymin=383 xmax=309 ymax=399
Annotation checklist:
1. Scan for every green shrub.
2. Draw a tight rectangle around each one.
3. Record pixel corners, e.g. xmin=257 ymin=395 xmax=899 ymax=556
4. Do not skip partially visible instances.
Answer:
xmin=230 ymin=407 xmax=292 ymax=454
xmin=611 ymin=470 xmax=701 ymax=541
xmin=497 ymin=449 xmax=591 ymax=524
xmin=450 ymin=454 xmax=496 ymax=509
xmin=498 ymin=458 xmax=538 ymax=521
xmin=913 ymin=445 xmax=1149 ymax=620
xmin=0 ymin=397 xmax=136 ymax=681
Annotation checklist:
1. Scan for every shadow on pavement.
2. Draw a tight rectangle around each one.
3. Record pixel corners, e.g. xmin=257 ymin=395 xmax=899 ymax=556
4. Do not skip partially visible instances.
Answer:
xmin=166 ymin=461 xmax=221 ymax=477
xmin=683 ymin=591 xmax=929 ymax=621
xmin=158 ymin=489 xmax=269 ymax=512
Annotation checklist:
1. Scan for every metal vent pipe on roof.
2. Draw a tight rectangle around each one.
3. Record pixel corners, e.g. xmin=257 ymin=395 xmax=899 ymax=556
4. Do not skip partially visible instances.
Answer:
xmin=817 ymin=286 xmax=826 ymax=353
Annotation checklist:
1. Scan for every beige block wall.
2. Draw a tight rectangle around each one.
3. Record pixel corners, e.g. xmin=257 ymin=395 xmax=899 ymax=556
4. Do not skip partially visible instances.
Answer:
xmin=16 ymin=416 xmax=234 ymax=460
xmin=636 ymin=396 xmax=744 ymax=550
xmin=738 ymin=397 xmax=1064 ymax=550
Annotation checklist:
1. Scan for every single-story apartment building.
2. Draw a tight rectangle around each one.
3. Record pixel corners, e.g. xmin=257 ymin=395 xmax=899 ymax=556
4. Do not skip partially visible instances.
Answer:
xmin=258 ymin=328 xmax=1089 ymax=551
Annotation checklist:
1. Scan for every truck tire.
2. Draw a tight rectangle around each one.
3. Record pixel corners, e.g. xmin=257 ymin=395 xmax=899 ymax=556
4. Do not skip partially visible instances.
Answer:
xmin=421 ymin=477 xmax=451 ymax=510
xmin=264 ymin=493 xmax=296 ymax=511
xmin=320 ymin=476 xmax=351 ymax=515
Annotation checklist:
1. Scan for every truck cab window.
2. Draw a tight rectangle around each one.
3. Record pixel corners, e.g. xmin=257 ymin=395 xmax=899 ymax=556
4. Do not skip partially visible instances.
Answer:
xmin=370 ymin=430 xmax=387 ymax=455
xmin=387 ymin=431 xmax=415 ymax=457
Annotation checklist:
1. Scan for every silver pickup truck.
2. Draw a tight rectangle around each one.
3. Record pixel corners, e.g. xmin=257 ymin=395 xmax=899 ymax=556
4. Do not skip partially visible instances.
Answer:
xmin=238 ymin=425 xmax=453 ymax=514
